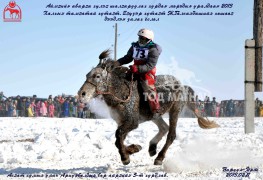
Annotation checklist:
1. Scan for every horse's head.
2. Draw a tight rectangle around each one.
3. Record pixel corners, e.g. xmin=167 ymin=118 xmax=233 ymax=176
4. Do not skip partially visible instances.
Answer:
xmin=78 ymin=50 xmax=118 ymax=103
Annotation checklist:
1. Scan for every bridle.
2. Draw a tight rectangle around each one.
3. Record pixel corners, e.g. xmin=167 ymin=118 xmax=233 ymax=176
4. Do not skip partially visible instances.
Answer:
xmin=85 ymin=66 xmax=134 ymax=103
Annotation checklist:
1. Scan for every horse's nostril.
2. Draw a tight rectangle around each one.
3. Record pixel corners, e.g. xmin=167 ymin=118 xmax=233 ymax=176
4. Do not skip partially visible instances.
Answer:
xmin=82 ymin=92 xmax=86 ymax=97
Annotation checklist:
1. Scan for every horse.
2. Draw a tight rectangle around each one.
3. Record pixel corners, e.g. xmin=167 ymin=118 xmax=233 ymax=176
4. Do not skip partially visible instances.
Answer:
xmin=78 ymin=50 xmax=219 ymax=165
xmin=5 ymin=8 xmax=20 ymax=19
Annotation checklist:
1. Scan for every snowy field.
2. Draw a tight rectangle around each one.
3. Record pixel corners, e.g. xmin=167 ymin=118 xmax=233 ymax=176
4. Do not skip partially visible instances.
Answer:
xmin=0 ymin=116 xmax=263 ymax=180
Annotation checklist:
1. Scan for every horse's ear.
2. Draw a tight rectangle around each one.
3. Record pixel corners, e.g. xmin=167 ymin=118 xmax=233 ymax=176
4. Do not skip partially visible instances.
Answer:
xmin=98 ymin=49 xmax=111 ymax=67
xmin=98 ymin=59 xmax=107 ymax=69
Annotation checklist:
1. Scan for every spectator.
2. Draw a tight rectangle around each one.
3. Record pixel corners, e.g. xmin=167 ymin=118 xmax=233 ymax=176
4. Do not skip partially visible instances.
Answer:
xmin=196 ymin=100 xmax=205 ymax=117
xmin=35 ymin=100 xmax=41 ymax=117
xmin=83 ymin=103 xmax=91 ymax=118
xmin=48 ymin=102 xmax=55 ymax=117
xmin=32 ymin=95 xmax=37 ymax=102
xmin=25 ymin=98 xmax=31 ymax=117
xmin=73 ymin=98 xmax=78 ymax=117
xmin=77 ymin=100 xmax=84 ymax=118
xmin=44 ymin=100 xmax=48 ymax=110
xmin=226 ymin=99 xmax=234 ymax=117
xmin=204 ymin=96 xmax=212 ymax=116
xmin=40 ymin=101 xmax=47 ymax=117
xmin=48 ymin=95 xmax=53 ymax=101
xmin=28 ymin=104 xmax=34 ymax=117
xmin=7 ymin=98 xmax=13 ymax=117
xmin=195 ymin=100 xmax=200 ymax=115
xmin=211 ymin=97 xmax=217 ymax=117
xmin=53 ymin=97 xmax=60 ymax=117
xmin=57 ymin=96 xmax=65 ymax=117
xmin=259 ymin=102 xmax=263 ymax=117
xmin=0 ymin=100 xmax=4 ymax=117
xmin=235 ymin=101 xmax=244 ymax=117
xmin=63 ymin=99 xmax=70 ymax=117
xmin=216 ymin=103 xmax=220 ymax=117
xmin=255 ymin=98 xmax=261 ymax=117
xmin=21 ymin=97 xmax=27 ymax=117
xmin=16 ymin=96 xmax=22 ymax=117
xmin=13 ymin=100 xmax=17 ymax=117
xmin=47 ymin=95 xmax=53 ymax=115
xmin=220 ymin=101 xmax=226 ymax=117
xmin=31 ymin=99 xmax=36 ymax=116
xmin=69 ymin=101 xmax=74 ymax=117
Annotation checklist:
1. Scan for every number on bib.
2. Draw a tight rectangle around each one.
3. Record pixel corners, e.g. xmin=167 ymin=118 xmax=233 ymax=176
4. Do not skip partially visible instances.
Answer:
xmin=133 ymin=47 xmax=149 ymax=60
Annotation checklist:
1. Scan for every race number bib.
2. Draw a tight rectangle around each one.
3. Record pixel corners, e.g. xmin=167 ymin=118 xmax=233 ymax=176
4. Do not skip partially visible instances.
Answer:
xmin=132 ymin=47 xmax=149 ymax=60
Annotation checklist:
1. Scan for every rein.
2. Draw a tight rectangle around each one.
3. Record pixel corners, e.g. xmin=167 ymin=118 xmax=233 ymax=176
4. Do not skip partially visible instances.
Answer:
xmin=86 ymin=68 xmax=134 ymax=103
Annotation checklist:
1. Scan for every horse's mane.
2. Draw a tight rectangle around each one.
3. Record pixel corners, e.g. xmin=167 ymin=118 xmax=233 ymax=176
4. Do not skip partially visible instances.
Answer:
xmin=99 ymin=49 xmax=111 ymax=60
xmin=98 ymin=49 xmax=129 ymax=77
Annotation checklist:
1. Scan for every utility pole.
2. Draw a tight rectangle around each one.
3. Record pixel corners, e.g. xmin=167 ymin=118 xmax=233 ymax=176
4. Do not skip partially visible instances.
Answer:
xmin=245 ymin=39 xmax=255 ymax=134
xmin=253 ymin=0 xmax=263 ymax=91
xmin=114 ymin=23 xmax=118 ymax=61
xmin=244 ymin=0 xmax=263 ymax=133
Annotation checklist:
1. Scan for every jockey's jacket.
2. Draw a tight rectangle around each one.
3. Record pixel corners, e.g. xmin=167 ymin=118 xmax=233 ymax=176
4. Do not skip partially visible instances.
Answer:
xmin=117 ymin=41 xmax=162 ymax=74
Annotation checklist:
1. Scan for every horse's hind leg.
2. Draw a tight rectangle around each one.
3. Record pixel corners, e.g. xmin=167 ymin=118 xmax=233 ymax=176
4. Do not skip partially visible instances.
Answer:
xmin=149 ymin=117 xmax=169 ymax=157
xmin=154 ymin=104 xmax=180 ymax=165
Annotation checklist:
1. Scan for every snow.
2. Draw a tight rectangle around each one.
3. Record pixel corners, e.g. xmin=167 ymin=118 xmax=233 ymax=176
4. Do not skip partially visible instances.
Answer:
xmin=0 ymin=116 xmax=263 ymax=180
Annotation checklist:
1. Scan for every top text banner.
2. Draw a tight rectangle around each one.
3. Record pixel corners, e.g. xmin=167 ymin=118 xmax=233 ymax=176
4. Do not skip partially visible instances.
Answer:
xmin=44 ymin=3 xmax=235 ymax=22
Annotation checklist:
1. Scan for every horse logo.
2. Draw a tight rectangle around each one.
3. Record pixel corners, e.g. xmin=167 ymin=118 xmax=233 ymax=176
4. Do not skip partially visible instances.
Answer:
xmin=3 ymin=1 xmax=22 ymax=22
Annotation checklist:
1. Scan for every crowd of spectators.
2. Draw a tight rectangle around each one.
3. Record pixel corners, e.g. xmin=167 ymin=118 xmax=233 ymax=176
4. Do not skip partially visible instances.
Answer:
xmin=182 ymin=96 xmax=263 ymax=118
xmin=1 ymin=91 xmax=263 ymax=118
xmin=0 ymin=92 xmax=96 ymax=118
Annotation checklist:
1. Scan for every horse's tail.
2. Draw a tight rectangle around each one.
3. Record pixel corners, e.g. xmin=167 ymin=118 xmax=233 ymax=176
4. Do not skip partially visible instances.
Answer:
xmin=186 ymin=102 xmax=220 ymax=129
xmin=183 ymin=85 xmax=220 ymax=129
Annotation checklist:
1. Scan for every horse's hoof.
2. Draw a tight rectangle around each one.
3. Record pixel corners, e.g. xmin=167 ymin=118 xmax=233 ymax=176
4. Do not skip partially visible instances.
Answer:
xmin=136 ymin=144 xmax=142 ymax=151
xmin=149 ymin=144 xmax=157 ymax=156
xmin=149 ymin=150 xmax=157 ymax=157
xmin=122 ymin=158 xmax=130 ymax=165
xmin=154 ymin=159 xmax=163 ymax=165
xmin=126 ymin=144 xmax=142 ymax=154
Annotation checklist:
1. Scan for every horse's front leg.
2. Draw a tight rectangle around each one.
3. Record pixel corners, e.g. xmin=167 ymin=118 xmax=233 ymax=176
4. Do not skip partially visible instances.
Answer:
xmin=115 ymin=120 xmax=138 ymax=165
xmin=149 ymin=117 xmax=169 ymax=157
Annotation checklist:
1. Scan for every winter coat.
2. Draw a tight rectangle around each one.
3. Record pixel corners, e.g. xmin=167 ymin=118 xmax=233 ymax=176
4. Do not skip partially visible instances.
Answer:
xmin=40 ymin=102 xmax=47 ymax=116
xmin=63 ymin=101 xmax=69 ymax=117
xmin=28 ymin=106 xmax=34 ymax=117
xmin=118 ymin=42 xmax=162 ymax=73
xmin=49 ymin=104 xmax=55 ymax=113
xmin=25 ymin=101 xmax=30 ymax=109
xmin=16 ymin=99 xmax=22 ymax=110
xmin=35 ymin=101 xmax=41 ymax=116
xmin=48 ymin=104 xmax=55 ymax=117
xmin=260 ymin=106 xmax=263 ymax=117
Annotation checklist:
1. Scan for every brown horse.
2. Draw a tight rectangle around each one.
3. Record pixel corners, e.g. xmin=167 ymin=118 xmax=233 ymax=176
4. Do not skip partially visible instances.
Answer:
xmin=78 ymin=50 xmax=219 ymax=165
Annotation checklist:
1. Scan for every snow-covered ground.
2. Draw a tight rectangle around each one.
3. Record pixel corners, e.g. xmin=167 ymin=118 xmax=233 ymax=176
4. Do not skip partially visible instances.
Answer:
xmin=0 ymin=116 xmax=263 ymax=180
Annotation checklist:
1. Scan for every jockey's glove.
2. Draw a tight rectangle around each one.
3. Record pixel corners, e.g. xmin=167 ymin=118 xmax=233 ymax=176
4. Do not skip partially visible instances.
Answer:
xmin=129 ymin=65 xmax=139 ymax=73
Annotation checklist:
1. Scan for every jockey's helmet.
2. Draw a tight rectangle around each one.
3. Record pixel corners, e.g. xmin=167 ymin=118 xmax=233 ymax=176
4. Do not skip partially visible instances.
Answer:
xmin=137 ymin=29 xmax=154 ymax=46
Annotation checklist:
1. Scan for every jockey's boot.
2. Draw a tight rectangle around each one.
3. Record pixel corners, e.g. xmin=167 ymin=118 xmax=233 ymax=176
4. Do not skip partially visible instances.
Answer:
xmin=148 ymin=98 xmax=161 ymax=119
